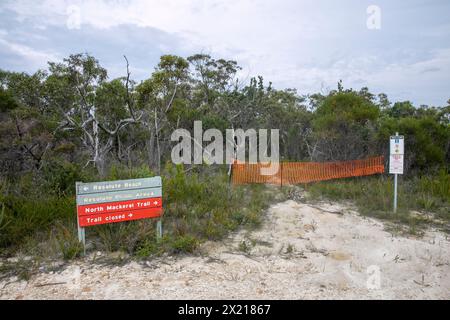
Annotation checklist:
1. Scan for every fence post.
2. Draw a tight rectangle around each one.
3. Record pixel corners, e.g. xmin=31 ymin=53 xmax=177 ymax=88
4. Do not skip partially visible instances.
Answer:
xmin=280 ymin=162 xmax=283 ymax=188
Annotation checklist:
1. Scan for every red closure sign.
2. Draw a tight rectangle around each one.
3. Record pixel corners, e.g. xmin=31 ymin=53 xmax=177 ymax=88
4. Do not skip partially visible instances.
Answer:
xmin=76 ymin=177 xmax=163 ymax=227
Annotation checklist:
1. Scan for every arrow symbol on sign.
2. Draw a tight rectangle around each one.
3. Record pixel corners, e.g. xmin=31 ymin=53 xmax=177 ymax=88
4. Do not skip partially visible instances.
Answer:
xmin=128 ymin=213 xmax=133 ymax=218
xmin=153 ymin=201 xmax=158 ymax=205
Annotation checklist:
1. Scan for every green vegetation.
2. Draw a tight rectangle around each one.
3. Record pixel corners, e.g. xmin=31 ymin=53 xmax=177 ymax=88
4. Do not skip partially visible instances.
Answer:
xmin=306 ymin=171 xmax=450 ymax=235
xmin=0 ymin=163 xmax=278 ymax=262
xmin=0 ymin=53 xmax=448 ymax=274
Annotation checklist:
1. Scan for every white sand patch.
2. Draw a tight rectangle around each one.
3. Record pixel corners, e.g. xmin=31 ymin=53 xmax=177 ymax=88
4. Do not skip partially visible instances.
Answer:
xmin=1 ymin=200 xmax=449 ymax=299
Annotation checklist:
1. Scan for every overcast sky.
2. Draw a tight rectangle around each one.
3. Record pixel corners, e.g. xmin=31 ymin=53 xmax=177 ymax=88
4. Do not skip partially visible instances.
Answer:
xmin=0 ymin=0 xmax=449 ymax=106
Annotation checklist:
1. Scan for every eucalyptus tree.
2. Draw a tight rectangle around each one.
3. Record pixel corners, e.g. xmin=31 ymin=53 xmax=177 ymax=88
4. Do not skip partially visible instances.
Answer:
xmin=136 ymin=55 xmax=190 ymax=172
xmin=47 ymin=53 xmax=141 ymax=176
xmin=187 ymin=54 xmax=243 ymax=130
xmin=187 ymin=54 xmax=241 ymax=109
xmin=312 ymin=89 xmax=380 ymax=161
xmin=0 ymin=70 xmax=56 ymax=174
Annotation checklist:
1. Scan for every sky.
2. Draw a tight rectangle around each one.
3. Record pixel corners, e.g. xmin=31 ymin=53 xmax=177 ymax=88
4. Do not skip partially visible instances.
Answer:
xmin=0 ymin=0 xmax=449 ymax=106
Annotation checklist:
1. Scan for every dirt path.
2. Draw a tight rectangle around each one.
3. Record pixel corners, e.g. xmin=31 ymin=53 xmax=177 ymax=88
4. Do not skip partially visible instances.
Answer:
xmin=1 ymin=200 xmax=449 ymax=299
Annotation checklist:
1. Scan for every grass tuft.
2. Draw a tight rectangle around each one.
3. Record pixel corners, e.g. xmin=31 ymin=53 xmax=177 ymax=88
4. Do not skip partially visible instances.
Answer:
xmin=306 ymin=171 xmax=450 ymax=235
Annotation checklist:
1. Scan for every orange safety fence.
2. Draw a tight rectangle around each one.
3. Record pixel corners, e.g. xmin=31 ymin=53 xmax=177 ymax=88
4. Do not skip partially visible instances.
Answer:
xmin=231 ymin=156 xmax=385 ymax=185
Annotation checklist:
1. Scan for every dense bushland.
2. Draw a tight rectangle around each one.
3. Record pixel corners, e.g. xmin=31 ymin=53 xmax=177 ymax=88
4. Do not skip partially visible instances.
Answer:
xmin=305 ymin=170 xmax=450 ymax=235
xmin=0 ymin=53 xmax=449 ymax=262
xmin=0 ymin=163 xmax=278 ymax=260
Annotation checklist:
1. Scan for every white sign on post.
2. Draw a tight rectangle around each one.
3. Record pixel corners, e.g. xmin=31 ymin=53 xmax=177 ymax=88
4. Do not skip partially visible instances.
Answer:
xmin=390 ymin=135 xmax=404 ymax=155
xmin=389 ymin=133 xmax=404 ymax=213
xmin=389 ymin=155 xmax=404 ymax=174
xmin=389 ymin=135 xmax=404 ymax=174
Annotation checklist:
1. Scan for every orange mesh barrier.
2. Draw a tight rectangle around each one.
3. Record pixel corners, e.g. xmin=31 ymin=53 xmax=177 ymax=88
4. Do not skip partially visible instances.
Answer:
xmin=231 ymin=156 xmax=385 ymax=185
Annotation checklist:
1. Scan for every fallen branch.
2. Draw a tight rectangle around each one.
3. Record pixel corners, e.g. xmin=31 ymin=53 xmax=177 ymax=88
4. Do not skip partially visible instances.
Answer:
xmin=34 ymin=282 xmax=66 ymax=287
xmin=309 ymin=205 xmax=344 ymax=215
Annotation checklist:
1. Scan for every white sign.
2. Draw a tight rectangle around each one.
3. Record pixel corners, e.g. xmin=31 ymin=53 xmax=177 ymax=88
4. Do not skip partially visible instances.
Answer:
xmin=389 ymin=154 xmax=404 ymax=174
xmin=390 ymin=135 xmax=404 ymax=175
xmin=390 ymin=135 xmax=404 ymax=155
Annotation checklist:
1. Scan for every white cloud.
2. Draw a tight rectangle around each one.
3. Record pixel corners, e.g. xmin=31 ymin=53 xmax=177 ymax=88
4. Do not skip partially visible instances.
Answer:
xmin=4 ymin=1 xmax=321 ymax=49
xmin=1 ymin=0 xmax=450 ymax=105
xmin=0 ymin=37 xmax=60 ymax=69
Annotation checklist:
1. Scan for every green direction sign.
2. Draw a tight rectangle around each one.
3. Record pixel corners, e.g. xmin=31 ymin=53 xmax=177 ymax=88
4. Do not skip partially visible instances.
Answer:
xmin=77 ymin=187 xmax=162 ymax=206
xmin=77 ymin=177 xmax=161 ymax=195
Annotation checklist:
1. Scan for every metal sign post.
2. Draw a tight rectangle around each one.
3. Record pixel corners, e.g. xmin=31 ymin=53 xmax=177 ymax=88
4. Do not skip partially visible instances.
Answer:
xmin=389 ymin=133 xmax=404 ymax=213
xmin=156 ymin=218 xmax=162 ymax=242
xmin=76 ymin=182 xmax=86 ymax=255
xmin=394 ymin=174 xmax=398 ymax=213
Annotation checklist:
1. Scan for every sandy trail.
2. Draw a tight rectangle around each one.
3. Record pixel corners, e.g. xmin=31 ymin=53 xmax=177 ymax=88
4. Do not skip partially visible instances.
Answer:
xmin=1 ymin=200 xmax=449 ymax=299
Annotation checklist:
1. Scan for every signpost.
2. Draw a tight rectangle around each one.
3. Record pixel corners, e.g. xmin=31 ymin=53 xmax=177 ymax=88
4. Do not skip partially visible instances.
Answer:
xmin=389 ymin=133 xmax=404 ymax=213
xmin=76 ymin=176 xmax=163 ymax=252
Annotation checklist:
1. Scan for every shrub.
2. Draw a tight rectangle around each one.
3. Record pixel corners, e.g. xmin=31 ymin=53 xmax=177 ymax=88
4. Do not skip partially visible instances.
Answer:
xmin=0 ymin=193 xmax=74 ymax=251
xmin=307 ymin=172 xmax=450 ymax=234
xmin=0 ymin=160 xmax=278 ymax=265
xmin=54 ymin=223 xmax=83 ymax=260
xmin=378 ymin=116 xmax=449 ymax=172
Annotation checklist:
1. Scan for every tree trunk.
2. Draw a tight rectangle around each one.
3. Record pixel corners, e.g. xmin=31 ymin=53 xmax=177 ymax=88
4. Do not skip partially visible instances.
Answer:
xmin=92 ymin=116 xmax=106 ymax=177
xmin=147 ymin=126 xmax=157 ymax=170
xmin=154 ymin=108 xmax=161 ymax=174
